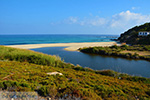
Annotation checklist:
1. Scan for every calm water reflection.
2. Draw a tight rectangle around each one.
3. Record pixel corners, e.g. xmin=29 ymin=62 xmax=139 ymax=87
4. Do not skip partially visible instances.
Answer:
xmin=31 ymin=47 xmax=150 ymax=78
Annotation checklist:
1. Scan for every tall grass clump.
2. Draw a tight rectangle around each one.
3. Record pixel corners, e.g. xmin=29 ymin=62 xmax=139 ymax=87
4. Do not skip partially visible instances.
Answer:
xmin=0 ymin=46 xmax=62 ymax=67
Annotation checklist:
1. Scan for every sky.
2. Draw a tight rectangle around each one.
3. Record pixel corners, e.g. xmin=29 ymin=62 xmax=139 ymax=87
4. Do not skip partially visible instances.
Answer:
xmin=0 ymin=0 xmax=150 ymax=35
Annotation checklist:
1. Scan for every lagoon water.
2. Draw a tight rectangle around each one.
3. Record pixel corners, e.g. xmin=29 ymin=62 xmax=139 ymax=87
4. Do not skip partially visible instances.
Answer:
xmin=31 ymin=47 xmax=150 ymax=78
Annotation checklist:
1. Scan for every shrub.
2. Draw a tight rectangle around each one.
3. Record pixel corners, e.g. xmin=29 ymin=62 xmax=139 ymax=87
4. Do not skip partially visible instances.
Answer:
xmin=20 ymin=83 xmax=29 ymax=87
xmin=96 ymin=70 xmax=116 ymax=77
xmin=0 ymin=82 xmax=4 ymax=89
xmin=74 ymin=65 xmax=85 ymax=71
xmin=110 ymin=45 xmax=118 ymax=49
xmin=127 ymin=76 xmax=150 ymax=83
xmin=121 ymin=44 xmax=128 ymax=49
xmin=47 ymin=85 xmax=57 ymax=98
xmin=146 ymin=90 xmax=150 ymax=96
xmin=3 ymin=81 xmax=12 ymax=89
xmin=37 ymin=86 xmax=47 ymax=96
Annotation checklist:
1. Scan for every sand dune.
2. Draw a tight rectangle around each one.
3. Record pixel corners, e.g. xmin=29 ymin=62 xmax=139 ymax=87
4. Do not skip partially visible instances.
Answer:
xmin=7 ymin=42 xmax=118 ymax=51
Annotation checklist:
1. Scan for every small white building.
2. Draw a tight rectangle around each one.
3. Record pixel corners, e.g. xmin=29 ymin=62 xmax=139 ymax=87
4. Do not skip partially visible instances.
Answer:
xmin=138 ymin=32 xmax=150 ymax=36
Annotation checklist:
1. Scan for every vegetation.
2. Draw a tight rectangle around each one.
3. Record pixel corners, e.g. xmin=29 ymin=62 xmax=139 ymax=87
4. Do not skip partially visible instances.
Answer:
xmin=0 ymin=45 xmax=63 ymax=67
xmin=0 ymin=46 xmax=150 ymax=99
xmin=118 ymin=22 xmax=150 ymax=45
xmin=79 ymin=45 xmax=150 ymax=61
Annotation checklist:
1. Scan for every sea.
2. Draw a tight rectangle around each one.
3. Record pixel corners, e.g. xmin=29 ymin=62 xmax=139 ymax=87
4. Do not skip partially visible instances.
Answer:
xmin=0 ymin=34 xmax=118 ymax=45
xmin=0 ymin=34 xmax=150 ymax=78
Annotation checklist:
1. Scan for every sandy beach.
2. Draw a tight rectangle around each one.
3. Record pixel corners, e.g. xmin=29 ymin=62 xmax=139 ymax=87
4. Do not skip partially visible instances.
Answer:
xmin=7 ymin=42 xmax=118 ymax=51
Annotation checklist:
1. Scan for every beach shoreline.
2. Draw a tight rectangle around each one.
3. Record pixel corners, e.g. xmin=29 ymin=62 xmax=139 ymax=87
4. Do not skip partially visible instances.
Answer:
xmin=7 ymin=42 xmax=118 ymax=51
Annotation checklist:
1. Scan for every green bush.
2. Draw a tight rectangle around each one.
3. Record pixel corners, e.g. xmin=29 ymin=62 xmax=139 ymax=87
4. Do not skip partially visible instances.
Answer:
xmin=0 ymin=82 xmax=4 ymax=89
xmin=3 ymin=81 xmax=13 ymax=89
xmin=47 ymin=85 xmax=57 ymax=98
xmin=20 ymin=83 xmax=29 ymax=87
xmin=37 ymin=86 xmax=48 ymax=96
xmin=95 ymin=70 xmax=116 ymax=77
xmin=73 ymin=65 xmax=85 ymax=71
xmin=146 ymin=90 xmax=150 ymax=96
xmin=127 ymin=76 xmax=150 ymax=83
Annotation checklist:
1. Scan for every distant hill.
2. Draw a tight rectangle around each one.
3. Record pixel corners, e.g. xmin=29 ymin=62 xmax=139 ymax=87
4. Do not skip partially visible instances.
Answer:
xmin=118 ymin=22 xmax=150 ymax=45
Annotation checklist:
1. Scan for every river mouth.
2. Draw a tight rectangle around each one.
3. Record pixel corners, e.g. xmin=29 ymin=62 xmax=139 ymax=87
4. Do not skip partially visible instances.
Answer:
xmin=31 ymin=47 xmax=150 ymax=78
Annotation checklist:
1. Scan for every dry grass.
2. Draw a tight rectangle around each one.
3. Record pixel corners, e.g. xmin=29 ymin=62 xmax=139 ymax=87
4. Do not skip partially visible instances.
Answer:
xmin=121 ymin=50 xmax=150 ymax=56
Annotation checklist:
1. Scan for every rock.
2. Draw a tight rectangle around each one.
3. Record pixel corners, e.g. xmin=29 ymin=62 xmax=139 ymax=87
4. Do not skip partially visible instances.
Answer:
xmin=47 ymin=72 xmax=63 ymax=76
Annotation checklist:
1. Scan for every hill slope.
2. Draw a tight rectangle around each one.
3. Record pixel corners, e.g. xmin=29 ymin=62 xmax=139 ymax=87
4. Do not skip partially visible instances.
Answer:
xmin=0 ymin=46 xmax=150 ymax=99
xmin=118 ymin=22 xmax=150 ymax=45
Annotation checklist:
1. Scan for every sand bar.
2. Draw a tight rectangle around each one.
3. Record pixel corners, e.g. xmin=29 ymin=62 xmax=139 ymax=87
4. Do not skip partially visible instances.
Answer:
xmin=7 ymin=42 xmax=118 ymax=51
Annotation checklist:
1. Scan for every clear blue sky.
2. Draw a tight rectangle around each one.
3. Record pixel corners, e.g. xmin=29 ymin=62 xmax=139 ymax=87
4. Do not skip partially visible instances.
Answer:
xmin=0 ymin=0 xmax=150 ymax=35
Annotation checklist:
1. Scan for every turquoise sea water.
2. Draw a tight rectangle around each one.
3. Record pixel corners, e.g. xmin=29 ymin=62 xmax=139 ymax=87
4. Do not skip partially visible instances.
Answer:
xmin=0 ymin=34 xmax=118 ymax=45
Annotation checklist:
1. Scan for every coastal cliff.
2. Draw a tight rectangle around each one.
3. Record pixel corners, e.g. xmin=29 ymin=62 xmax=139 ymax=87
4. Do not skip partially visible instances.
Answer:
xmin=118 ymin=22 xmax=150 ymax=45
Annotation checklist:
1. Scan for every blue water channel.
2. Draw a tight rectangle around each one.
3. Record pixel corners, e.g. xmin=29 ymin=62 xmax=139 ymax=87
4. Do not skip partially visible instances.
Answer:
xmin=31 ymin=47 xmax=150 ymax=78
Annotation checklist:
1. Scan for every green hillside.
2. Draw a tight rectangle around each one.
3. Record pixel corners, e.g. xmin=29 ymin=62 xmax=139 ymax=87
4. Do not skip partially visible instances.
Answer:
xmin=118 ymin=22 xmax=150 ymax=45
xmin=0 ymin=46 xmax=150 ymax=99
